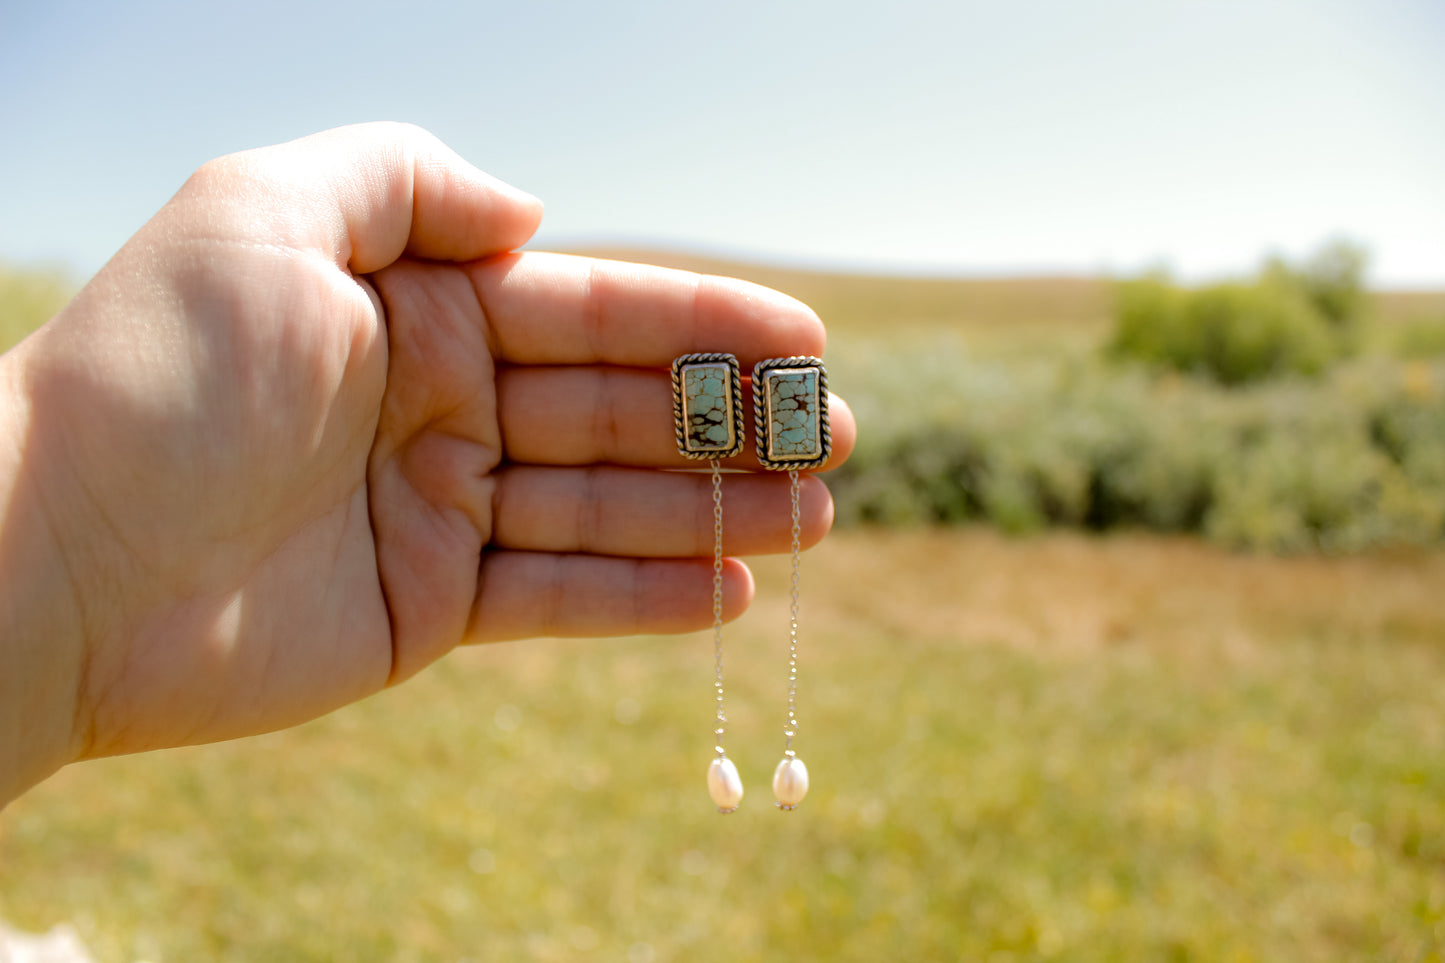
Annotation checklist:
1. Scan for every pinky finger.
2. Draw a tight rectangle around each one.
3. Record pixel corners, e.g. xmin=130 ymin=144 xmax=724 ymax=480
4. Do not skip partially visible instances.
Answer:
xmin=467 ymin=552 xmax=756 ymax=643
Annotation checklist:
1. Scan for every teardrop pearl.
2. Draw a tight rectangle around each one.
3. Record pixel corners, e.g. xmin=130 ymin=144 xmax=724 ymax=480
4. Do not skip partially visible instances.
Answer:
xmin=772 ymin=756 xmax=809 ymax=810
xmin=707 ymin=756 xmax=744 ymax=813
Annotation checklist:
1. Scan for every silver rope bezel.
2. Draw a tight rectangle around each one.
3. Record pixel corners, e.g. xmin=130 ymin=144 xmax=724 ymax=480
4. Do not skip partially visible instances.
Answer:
xmin=671 ymin=353 xmax=744 ymax=460
xmin=752 ymin=356 xmax=831 ymax=472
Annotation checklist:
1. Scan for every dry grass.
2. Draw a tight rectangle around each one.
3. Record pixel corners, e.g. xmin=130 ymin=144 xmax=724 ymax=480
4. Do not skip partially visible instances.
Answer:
xmin=789 ymin=527 xmax=1445 ymax=656
xmin=1377 ymin=290 xmax=1445 ymax=327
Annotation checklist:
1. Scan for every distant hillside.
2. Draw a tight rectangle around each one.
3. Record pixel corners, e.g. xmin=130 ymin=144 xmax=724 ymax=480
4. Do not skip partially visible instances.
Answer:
xmin=558 ymin=246 xmax=1114 ymax=335
xmin=556 ymin=246 xmax=1445 ymax=337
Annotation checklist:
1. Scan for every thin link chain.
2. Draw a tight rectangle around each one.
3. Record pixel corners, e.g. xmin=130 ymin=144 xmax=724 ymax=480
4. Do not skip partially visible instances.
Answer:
xmin=784 ymin=469 xmax=802 ymax=755
xmin=710 ymin=459 xmax=727 ymax=758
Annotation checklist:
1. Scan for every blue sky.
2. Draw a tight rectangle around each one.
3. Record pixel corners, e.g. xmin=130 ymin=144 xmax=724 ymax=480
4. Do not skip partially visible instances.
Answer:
xmin=3 ymin=0 xmax=1443 ymax=285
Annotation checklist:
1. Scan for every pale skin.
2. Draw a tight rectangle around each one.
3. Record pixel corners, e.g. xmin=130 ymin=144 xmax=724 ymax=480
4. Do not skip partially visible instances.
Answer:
xmin=0 ymin=123 xmax=856 ymax=807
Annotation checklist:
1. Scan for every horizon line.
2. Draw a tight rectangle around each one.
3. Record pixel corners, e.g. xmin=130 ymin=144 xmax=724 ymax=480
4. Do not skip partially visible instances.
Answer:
xmin=534 ymin=235 xmax=1445 ymax=292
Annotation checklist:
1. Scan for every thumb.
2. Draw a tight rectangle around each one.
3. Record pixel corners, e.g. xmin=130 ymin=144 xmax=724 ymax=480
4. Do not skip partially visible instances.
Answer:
xmin=199 ymin=122 xmax=544 ymax=274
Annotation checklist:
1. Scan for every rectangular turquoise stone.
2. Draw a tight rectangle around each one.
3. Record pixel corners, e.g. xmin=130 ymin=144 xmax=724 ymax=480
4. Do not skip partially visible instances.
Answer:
xmin=680 ymin=362 xmax=737 ymax=454
xmin=762 ymin=367 xmax=822 ymax=462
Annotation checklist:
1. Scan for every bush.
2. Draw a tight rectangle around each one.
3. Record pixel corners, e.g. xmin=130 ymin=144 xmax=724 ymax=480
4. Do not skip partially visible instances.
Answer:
xmin=1203 ymin=367 xmax=1445 ymax=552
xmin=827 ymin=341 xmax=1445 ymax=553
xmin=1293 ymin=238 xmax=1369 ymax=334
xmin=1107 ymin=241 xmax=1369 ymax=385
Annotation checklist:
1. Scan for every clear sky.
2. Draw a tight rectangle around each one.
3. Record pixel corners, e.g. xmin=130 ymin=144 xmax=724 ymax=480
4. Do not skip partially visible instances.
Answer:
xmin=3 ymin=0 xmax=1443 ymax=285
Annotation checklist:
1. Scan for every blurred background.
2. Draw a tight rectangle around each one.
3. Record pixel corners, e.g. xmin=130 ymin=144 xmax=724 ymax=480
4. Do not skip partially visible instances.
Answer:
xmin=2 ymin=1 xmax=1444 ymax=960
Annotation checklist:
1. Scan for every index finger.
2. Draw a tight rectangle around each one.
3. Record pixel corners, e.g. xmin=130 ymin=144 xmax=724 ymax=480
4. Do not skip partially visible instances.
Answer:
xmin=466 ymin=252 xmax=826 ymax=367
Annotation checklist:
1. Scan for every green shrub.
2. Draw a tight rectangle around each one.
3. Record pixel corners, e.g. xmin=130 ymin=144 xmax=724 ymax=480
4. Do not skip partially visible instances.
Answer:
xmin=1109 ymin=273 xmax=1340 ymax=385
xmin=1107 ymin=272 xmax=1183 ymax=371
xmin=1107 ymin=241 xmax=1369 ymax=385
xmin=1203 ymin=370 xmax=1445 ymax=552
xmin=1292 ymin=237 xmax=1369 ymax=334
xmin=828 ymin=341 xmax=1445 ymax=553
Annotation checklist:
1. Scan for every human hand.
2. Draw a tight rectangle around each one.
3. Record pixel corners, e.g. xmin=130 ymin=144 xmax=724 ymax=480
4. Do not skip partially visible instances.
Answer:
xmin=0 ymin=123 xmax=854 ymax=802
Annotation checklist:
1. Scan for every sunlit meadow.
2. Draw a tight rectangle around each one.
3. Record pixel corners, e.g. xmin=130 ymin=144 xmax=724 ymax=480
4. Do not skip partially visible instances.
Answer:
xmin=2 ymin=258 xmax=1444 ymax=961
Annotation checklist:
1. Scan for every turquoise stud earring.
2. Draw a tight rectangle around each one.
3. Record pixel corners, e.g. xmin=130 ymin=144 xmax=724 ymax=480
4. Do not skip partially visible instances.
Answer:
xmin=672 ymin=353 xmax=745 ymax=812
xmin=753 ymin=356 xmax=830 ymax=810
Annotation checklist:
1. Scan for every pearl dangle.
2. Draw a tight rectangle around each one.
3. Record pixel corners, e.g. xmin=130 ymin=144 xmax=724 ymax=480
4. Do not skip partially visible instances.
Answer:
xmin=672 ymin=353 xmax=745 ymax=812
xmin=754 ymin=357 xmax=830 ymax=811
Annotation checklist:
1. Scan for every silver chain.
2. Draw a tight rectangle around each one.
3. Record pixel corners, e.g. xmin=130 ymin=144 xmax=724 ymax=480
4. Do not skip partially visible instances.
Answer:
xmin=784 ymin=469 xmax=802 ymax=755
xmin=710 ymin=459 xmax=727 ymax=758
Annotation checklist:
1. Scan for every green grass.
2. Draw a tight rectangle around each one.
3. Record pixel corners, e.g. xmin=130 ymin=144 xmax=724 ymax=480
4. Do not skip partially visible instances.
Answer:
xmin=3 ymin=531 xmax=1443 ymax=961
xmin=0 ymin=262 xmax=72 ymax=352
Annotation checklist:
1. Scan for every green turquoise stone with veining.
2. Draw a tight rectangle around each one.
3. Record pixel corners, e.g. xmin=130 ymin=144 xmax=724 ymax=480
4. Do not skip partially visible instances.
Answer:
xmin=763 ymin=369 xmax=821 ymax=461
xmin=681 ymin=363 xmax=736 ymax=453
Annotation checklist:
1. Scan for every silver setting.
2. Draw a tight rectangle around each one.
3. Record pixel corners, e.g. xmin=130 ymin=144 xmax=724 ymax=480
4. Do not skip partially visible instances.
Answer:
xmin=752 ymin=356 xmax=830 ymax=471
xmin=671 ymin=353 xmax=744 ymax=460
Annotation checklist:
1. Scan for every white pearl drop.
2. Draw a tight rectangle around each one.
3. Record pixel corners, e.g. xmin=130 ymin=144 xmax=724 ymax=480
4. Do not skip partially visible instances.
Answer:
xmin=707 ymin=756 xmax=744 ymax=813
xmin=772 ymin=756 xmax=809 ymax=810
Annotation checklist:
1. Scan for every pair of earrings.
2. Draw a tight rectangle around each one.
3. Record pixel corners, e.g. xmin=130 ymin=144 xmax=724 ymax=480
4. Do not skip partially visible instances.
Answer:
xmin=670 ymin=353 xmax=830 ymax=813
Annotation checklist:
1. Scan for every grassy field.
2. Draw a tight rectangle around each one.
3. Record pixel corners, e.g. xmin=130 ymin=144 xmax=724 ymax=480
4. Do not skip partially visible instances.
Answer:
xmin=2 ymin=529 xmax=1443 ymax=961
xmin=2 ymin=255 xmax=1444 ymax=960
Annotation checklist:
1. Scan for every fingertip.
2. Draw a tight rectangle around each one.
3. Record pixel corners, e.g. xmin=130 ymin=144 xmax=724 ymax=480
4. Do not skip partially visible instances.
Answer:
xmin=788 ymin=473 xmax=835 ymax=553
xmin=499 ymin=178 xmax=544 ymax=213
xmin=820 ymin=392 xmax=856 ymax=470
xmin=476 ymin=172 xmax=544 ymax=248
xmin=410 ymin=158 xmax=543 ymax=265
xmin=749 ymin=283 xmax=826 ymax=352
xmin=722 ymin=558 xmax=755 ymax=622
xmin=807 ymin=473 xmax=836 ymax=541
xmin=696 ymin=274 xmax=827 ymax=364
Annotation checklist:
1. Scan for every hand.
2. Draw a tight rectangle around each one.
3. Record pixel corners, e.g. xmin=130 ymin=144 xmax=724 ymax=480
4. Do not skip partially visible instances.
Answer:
xmin=0 ymin=123 xmax=855 ymax=803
